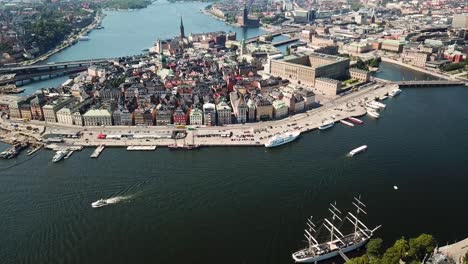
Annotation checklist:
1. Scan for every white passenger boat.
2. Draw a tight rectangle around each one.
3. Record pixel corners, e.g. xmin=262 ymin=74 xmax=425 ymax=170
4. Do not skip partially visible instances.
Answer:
xmin=389 ymin=88 xmax=402 ymax=97
xmin=265 ymin=131 xmax=300 ymax=148
xmin=365 ymin=102 xmax=380 ymax=110
xmin=367 ymin=111 xmax=380 ymax=119
xmin=319 ymin=121 xmax=335 ymax=130
xmin=379 ymin=95 xmax=388 ymax=100
xmin=348 ymin=145 xmax=368 ymax=156
xmin=292 ymin=197 xmax=381 ymax=263
xmin=52 ymin=150 xmax=67 ymax=163
xmin=91 ymin=199 xmax=108 ymax=208
xmin=372 ymin=101 xmax=386 ymax=109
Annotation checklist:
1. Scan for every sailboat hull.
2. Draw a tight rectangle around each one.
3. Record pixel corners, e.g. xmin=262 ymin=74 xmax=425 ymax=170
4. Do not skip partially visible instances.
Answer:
xmin=292 ymin=238 xmax=368 ymax=263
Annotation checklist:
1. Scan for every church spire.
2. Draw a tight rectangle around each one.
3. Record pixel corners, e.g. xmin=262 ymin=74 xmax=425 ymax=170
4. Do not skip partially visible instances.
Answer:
xmin=180 ymin=16 xmax=185 ymax=39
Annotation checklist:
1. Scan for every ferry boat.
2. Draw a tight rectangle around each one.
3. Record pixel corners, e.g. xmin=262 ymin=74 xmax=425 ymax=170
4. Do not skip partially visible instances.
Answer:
xmin=79 ymin=36 xmax=90 ymax=41
xmin=264 ymin=131 xmax=300 ymax=148
xmin=348 ymin=117 xmax=363 ymax=124
xmin=367 ymin=111 xmax=380 ymax=119
xmin=389 ymin=88 xmax=402 ymax=97
xmin=91 ymin=199 xmax=108 ymax=208
xmin=348 ymin=145 xmax=368 ymax=156
xmin=292 ymin=197 xmax=381 ymax=263
xmin=168 ymin=144 xmax=200 ymax=150
xmin=319 ymin=121 xmax=335 ymax=130
xmin=0 ymin=143 xmax=29 ymax=159
xmin=339 ymin=120 xmax=354 ymax=127
xmin=52 ymin=150 xmax=67 ymax=163
xmin=371 ymin=101 xmax=386 ymax=109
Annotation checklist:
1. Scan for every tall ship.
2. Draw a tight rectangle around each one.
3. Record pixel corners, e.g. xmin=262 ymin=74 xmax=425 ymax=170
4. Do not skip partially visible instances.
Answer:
xmin=265 ymin=131 xmax=300 ymax=148
xmin=292 ymin=197 xmax=381 ymax=263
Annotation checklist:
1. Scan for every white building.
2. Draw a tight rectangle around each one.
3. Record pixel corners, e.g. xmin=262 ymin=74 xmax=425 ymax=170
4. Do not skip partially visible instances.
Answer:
xmin=83 ymin=109 xmax=112 ymax=126
xmin=56 ymin=107 xmax=74 ymax=125
xmin=189 ymin=108 xmax=203 ymax=126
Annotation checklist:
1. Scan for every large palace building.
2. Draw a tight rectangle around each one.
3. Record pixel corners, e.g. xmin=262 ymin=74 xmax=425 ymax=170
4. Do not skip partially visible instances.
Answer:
xmin=269 ymin=52 xmax=350 ymax=87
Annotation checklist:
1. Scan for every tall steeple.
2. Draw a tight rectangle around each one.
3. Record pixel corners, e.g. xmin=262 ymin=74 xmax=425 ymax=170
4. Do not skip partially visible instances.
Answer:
xmin=180 ymin=16 xmax=185 ymax=39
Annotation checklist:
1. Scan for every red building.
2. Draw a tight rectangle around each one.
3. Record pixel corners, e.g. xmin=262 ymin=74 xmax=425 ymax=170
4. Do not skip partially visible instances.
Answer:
xmin=173 ymin=108 xmax=187 ymax=125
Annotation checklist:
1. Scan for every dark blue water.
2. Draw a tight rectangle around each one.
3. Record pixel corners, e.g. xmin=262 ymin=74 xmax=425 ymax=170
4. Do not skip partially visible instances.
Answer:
xmin=2 ymin=3 xmax=467 ymax=262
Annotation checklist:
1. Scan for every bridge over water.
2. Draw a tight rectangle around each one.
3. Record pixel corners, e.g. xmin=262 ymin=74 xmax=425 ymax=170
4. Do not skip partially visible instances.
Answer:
xmin=396 ymin=80 xmax=466 ymax=87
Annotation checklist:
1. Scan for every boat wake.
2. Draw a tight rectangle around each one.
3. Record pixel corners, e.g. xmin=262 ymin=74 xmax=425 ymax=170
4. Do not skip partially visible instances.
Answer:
xmin=105 ymin=195 xmax=133 ymax=204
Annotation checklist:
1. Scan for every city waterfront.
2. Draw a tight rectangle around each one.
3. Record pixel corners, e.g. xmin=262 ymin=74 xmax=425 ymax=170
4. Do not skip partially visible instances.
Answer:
xmin=1 ymin=67 xmax=468 ymax=264
xmin=1 ymin=2 xmax=468 ymax=264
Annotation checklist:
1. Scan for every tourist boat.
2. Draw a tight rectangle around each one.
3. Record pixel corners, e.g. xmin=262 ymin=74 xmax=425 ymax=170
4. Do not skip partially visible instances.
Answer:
xmin=339 ymin=120 xmax=354 ymax=127
xmin=52 ymin=150 xmax=67 ymax=163
xmin=91 ymin=199 xmax=108 ymax=208
xmin=168 ymin=144 xmax=200 ymax=150
xmin=79 ymin=36 xmax=90 ymax=41
xmin=264 ymin=131 xmax=300 ymax=148
xmin=292 ymin=197 xmax=381 ymax=263
xmin=389 ymin=88 xmax=402 ymax=97
xmin=371 ymin=101 xmax=386 ymax=109
xmin=365 ymin=102 xmax=380 ymax=110
xmin=319 ymin=121 xmax=335 ymax=130
xmin=379 ymin=95 xmax=388 ymax=100
xmin=348 ymin=117 xmax=363 ymax=124
xmin=367 ymin=111 xmax=380 ymax=119
xmin=1 ymin=143 xmax=29 ymax=159
xmin=348 ymin=145 xmax=368 ymax=156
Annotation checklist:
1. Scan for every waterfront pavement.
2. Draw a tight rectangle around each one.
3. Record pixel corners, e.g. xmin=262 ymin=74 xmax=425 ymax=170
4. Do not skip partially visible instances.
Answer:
xmin=0 ymin=81 xmax=398 ymax=150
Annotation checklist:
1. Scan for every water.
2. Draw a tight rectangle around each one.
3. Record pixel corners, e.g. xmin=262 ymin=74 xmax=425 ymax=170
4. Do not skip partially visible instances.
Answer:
xmin=2 ymin=3 xmax=468 ymax=263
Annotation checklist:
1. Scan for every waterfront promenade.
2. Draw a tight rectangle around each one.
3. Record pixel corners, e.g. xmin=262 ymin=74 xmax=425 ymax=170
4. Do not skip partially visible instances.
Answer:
xmin=0 ymin=81 xmax=397 ymax=149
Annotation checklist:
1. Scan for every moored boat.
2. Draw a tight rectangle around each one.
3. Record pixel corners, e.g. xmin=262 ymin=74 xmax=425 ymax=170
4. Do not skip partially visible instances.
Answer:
xmin=52 ymin=150 xmax=67 ymax=163
xmin=389 ymin=88 xmax=402 ymax=97
xmin=348 ymin=145 xmax=368 ymax=156
xmin=319 ymin=121 xmax=335 ymax=130
xmin=367 ymin=111 xmax=380 ymax=119
xmin=348 ymin=117 xmax=363 ymax=124
xmin=372 ymin=101 xmax=386 ymax=109
xmin=339 ymin=120 xmax=354 ymax=127
xmin=168 ymin=144 xmax=200 ymax=150
xmin=379 ymin=95 xmax=388 ymax=100
xmin=292 ymin=197 xmax=381 ymax=263
xmin=265 ymin=131 xmax=300 ymax=148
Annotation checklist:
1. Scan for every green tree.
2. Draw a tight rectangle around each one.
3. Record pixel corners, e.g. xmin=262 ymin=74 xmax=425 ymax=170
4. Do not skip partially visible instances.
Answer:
xmin=366 ymin=238 xmax=383 ymax=258
xmin=406 ymin=234 xmax=436 ymax=262
xmin=347 ymin=254 xmax=370 ymax=264
xmin=381 ymin=238 xmax=409 ymax=264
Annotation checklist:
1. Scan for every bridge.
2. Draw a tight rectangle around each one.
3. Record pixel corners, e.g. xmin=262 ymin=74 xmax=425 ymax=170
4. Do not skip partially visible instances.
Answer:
xmin=0 ymin=58 xmax=112 ymax=86
xmin=245 ymin=28 xmax=301 ymax=44
xmin=271 ymin=38 xmax=300 ymax=46
xmin=396 ymin=80 xmax=466 ymax=87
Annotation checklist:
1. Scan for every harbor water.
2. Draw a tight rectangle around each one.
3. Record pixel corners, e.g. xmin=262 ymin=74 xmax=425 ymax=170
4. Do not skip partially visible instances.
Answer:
xmin=1 ymin=2 xmax=468 ymax=263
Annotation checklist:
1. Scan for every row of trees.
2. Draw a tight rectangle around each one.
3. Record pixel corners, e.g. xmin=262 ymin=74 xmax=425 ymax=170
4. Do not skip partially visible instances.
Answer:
xmin=347 ymin=234 xmax=437 ymax=264
xmin=441 ymin=58 xmax=468 ymax=72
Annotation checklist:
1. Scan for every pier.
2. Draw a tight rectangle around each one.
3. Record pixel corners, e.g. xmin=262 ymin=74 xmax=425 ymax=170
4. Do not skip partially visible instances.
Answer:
xmin=396 ymin=80 xmax=465 ymax=88
xmin=90 ymin=145 xmax=105 ymax=158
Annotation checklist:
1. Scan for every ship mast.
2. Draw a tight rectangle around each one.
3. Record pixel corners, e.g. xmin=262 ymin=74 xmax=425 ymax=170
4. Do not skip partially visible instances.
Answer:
xmin=304 ymin=216 xmax=319 ymax=248
xmin=351 ymin=196 xmax=367 ymax=240
xmin=325 ymin=202 xmax=343 ymax=242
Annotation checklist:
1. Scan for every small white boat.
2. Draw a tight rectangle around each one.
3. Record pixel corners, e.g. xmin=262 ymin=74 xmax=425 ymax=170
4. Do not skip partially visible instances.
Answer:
xmin=393 ymin=185 xmax=399 ymax=190
xmin=367 ymin=111 xmax=380 ymax=119
xmin=389 ymin=88 xmax=402 ymax=97
xmin=52 ymin=150 xmax=67 ymax=163
xmin=319 ymin=121 xmax=335 ymax=130
xmin=365 ymin=102 xmax=380 ymax=110
xmin=91 ymin=199 xmax=108 ymax=208
xmin=372 ymin=101 xmax=386 ymax=109
xmin=79 ymin=36 xmax=90 ymax=41
xmin=379 ymin=95 xmax=388 ymax=100
xmin=340 ymin=119 xmax=355 ymax=127
xmin=349 ymin=145 xmax=368 ymax=156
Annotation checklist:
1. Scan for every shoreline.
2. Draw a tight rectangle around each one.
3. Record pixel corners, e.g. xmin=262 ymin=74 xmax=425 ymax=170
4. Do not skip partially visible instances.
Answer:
xmin=380 ymin=57 xmax=456 ymax=81
xmin=0 ymin=81 xmax=397 ymax=150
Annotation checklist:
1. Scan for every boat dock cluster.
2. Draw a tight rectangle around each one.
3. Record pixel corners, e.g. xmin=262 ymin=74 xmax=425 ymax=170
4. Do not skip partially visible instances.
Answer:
xmin=0 ymin=81 xmax=402 ymax=161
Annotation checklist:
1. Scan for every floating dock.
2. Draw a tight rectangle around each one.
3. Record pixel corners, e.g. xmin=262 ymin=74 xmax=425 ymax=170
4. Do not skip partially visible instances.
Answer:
xmin=64 ymin=150 xmax=74 ymax=159
xmin=90 ymin=145 xmax=105 ymax=158
xmin=126 ymin=146 xmax=156 ymax=151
